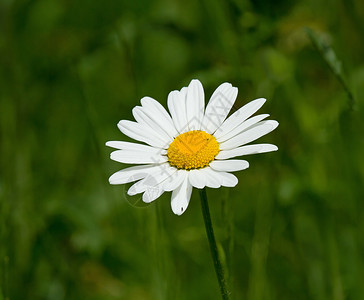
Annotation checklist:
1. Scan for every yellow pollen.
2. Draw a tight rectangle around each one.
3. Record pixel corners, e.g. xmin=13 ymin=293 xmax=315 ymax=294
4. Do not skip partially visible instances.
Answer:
xmin=167 ymin=130 xmax=220 ymax=170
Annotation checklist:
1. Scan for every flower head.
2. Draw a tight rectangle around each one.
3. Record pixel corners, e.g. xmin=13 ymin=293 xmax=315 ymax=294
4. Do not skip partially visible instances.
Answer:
xmin=106 ymin=79 xmax=278 ymax=215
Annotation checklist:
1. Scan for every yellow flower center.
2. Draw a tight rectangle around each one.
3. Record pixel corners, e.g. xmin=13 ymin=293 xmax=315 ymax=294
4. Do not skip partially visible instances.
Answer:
xmin=167 ymin=130 xmax=220 ymax=170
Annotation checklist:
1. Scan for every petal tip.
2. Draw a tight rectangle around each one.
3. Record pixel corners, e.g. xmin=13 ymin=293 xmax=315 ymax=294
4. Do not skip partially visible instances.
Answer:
xmin=140 ymin=96 xmax=156 ymax=107
xmin=190 ymin=78 xmax=202 ymax=84
xmin=142 ymin=192 xmax=151 ymax=203
xmin=188 ymin=79 xmax=204 ymax=91
xmin=271 ymin=120 xmax=279 ymax=130
xmin=252 ymin=98 xmax=266 ymax=106
xmin=172 ymin=205 xmax=186 ymax=216
xmin=110 ymin=151 xmax=118 ymax=160
xmin=117 ymin=120 xmax=126 ymax=131
xmin=108 ymin=175 xmax=116 ymax=185
xmin=127 ymin=189 xmax=136 ymax=196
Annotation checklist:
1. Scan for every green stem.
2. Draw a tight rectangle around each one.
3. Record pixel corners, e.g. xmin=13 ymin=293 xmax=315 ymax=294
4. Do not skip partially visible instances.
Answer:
xmin=305 ymin=27 xmax=356 ymax=110
xmin=199 ymin=188 xmax=230 ymax=300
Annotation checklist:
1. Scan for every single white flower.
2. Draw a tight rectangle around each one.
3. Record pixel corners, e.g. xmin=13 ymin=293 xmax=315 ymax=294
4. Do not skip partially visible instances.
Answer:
xmin=107 ymin=79 xmax=278 ymax=215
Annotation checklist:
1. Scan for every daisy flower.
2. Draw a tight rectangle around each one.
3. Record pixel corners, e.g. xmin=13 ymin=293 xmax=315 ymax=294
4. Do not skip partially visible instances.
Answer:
xmin=106 ymin=79 xmax=278 ymax=215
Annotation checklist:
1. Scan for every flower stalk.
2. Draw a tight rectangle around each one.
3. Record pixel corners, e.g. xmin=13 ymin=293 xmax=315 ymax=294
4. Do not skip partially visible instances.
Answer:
xmin=199 ymin=188 xmax=230 ymax=300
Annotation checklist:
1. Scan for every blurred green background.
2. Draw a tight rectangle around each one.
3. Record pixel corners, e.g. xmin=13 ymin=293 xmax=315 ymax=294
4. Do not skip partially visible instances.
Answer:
xmin=1 ymin=0 xmax=364 ymax=299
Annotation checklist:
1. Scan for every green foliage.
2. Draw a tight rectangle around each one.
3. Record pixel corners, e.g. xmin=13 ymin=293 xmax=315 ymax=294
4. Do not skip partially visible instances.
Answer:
xmin=1 ymin=0 xmax=364 ymax=299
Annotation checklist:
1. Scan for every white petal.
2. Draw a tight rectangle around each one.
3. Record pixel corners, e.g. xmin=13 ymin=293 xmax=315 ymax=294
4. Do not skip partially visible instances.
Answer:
xmin=209 ymin=160 xmax=249 ymax=172
xmin=108 ymin=165 xmax=161 ymax=185
xmin=219 ymin=120 xmax=279 ymax=150
xmin=216 ymin=114 xmax=269 ymax=143
xmin=142 ymin=188 xmax=164 ymax=203
xmin=213 ymin=171 xmax=238 ymax=187
xmin=186 ymin=79 xmax=204 ymax=130
xmin=106 ymin=141 xmax=166 ymax=154
xmin=164 ymin=170 xmax=186 ymax=192
xmin=188 ymin=169 xmax=206 ymax=189
xmin=215 ymin=144 xmax=278 ymax=159
xmin=202 ymin=167 xmax=222 ymax=188
xmin=201 ymin=83 xmax=238 ymax=134
xmin=128 ymin=165 xmax=176 ymax=196
xmin=171 ymin=173 xmax=193 ymax=215
xmin=167 ymin=88 xmax=189 ymax=133
xmin=118 ymin=120 xmax=167 ymax=148
xmin=110 ymin=150 xmax=168 ymax=164
xmin=132 ymin=106 xmax=173 ymax=144
xmin=142 ymin=181 xmax=167 ymax=203
xmin=140 ymin=97 xmax=179 ymax=138
xmin=214 ymin=98 xmax=266 ymax=139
